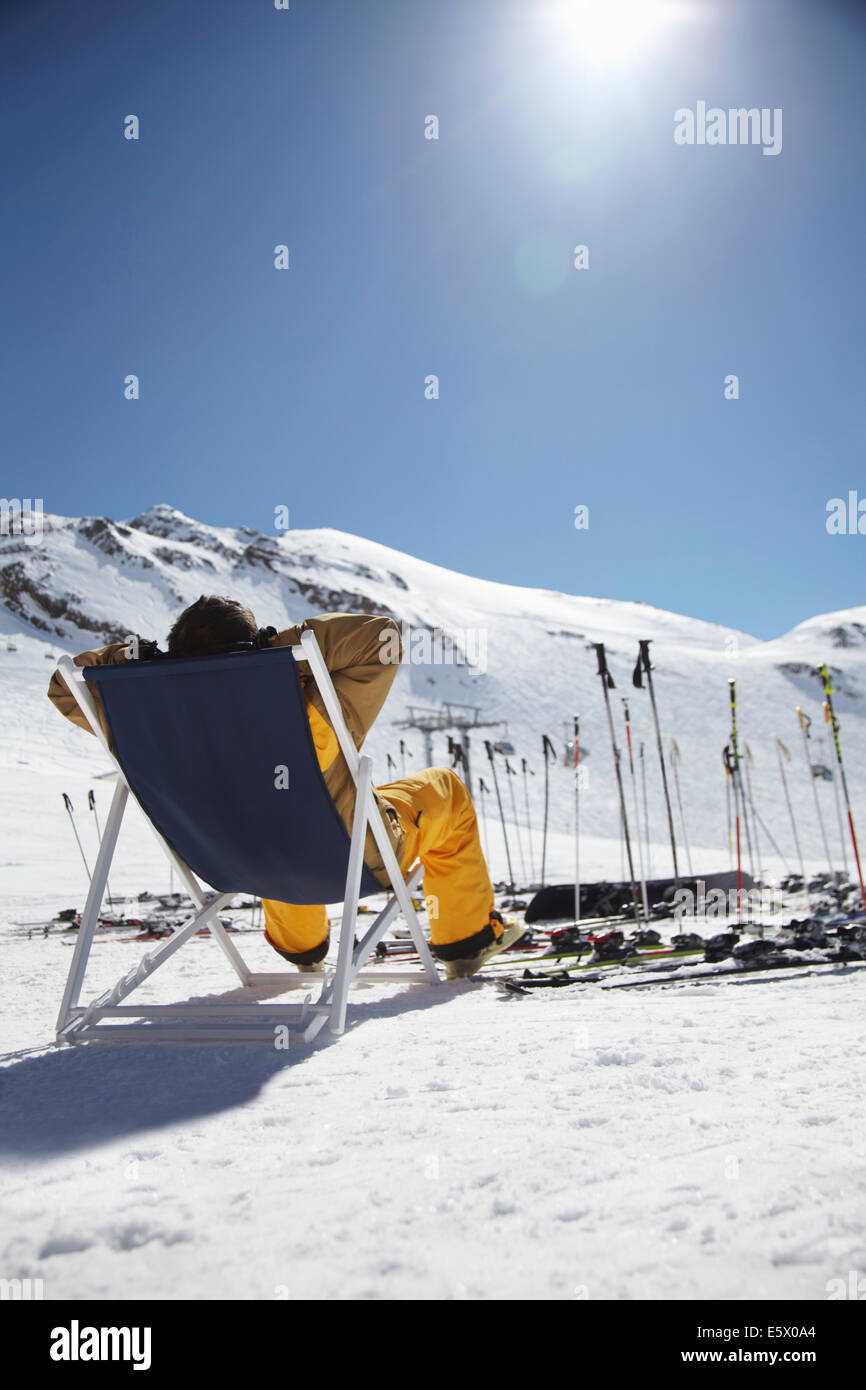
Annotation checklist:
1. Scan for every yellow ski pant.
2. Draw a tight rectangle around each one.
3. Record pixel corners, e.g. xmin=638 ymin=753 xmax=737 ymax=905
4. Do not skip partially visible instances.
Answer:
xmin=262 ymin=767 xmax=497 ymax=962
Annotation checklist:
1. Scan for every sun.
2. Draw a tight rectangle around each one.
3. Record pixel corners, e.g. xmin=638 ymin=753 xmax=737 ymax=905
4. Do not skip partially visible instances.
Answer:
xmin=543 ymin=0 xmax=678 ymax=64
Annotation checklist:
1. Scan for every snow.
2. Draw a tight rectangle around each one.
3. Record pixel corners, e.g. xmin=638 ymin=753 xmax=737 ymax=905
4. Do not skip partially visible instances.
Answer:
xmin=2 ymin=936 xmax=864 ymax=1300
xmin=1 ymin=507 xmax=864 ymax=1300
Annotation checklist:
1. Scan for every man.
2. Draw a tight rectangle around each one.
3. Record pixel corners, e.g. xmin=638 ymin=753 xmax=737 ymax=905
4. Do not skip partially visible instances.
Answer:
xmin=47 ymin=595 xmax=524 ymax=979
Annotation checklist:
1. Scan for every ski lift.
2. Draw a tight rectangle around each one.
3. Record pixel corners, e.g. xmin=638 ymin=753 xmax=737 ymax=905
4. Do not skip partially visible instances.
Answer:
xmin=811 ymin=763 xmax=833 ymax=782
xmin=493 ymin=739 xmax=514 ymax=756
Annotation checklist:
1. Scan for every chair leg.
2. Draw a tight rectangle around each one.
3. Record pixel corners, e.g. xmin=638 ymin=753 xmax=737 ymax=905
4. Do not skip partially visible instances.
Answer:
xmin=57 ymin=892 xmax=236 ymax=1044
xmin=365 ymin=813 xmax=440 ymax=983
xmin=56 ymin=779 xmax=129 ymax=1037
xmin=351 ymin=863 xmax=423 ymax=971
xmin=331 ymin=754 xmax=375 ymax=1035
xmin=146 ymin=836 xmax=253 ymax=985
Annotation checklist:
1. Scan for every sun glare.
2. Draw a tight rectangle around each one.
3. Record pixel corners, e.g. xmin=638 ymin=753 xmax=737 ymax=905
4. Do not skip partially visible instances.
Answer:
xmin=544 ymin=0 xmax=678 ymax=65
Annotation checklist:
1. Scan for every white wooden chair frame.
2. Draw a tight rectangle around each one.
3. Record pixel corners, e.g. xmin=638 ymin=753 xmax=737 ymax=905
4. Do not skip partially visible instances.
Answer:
xmin=54 ymin=630 xmax=440 ymax=1047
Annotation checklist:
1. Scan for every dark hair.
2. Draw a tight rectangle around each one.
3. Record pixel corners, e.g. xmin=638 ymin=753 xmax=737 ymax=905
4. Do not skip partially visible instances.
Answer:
xmin=167 ymin=595 xmax=258 ymax=657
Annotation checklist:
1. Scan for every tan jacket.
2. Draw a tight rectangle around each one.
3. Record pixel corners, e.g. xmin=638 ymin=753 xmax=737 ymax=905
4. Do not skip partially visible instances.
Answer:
xmin=46 ymin=613 xmax=405 ymax=889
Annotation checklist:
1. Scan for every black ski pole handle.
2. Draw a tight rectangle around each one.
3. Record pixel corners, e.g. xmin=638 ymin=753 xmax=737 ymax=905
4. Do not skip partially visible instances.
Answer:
xmin=633 ymin=639 xmax=651 ymax=688
xmin=594 ymin=642 xmax=615 ymax=688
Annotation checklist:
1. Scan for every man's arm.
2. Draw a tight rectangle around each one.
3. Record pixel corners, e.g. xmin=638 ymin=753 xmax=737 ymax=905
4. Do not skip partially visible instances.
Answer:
xmin=272 ymin=613 xmax=401 ymax=747
xmin=47 ymin=642 xmax=130 ymax=736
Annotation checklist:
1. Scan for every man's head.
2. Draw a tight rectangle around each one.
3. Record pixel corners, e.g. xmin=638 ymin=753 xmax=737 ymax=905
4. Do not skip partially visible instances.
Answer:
xmin=167 ymin=595 xmax=258 ymax=657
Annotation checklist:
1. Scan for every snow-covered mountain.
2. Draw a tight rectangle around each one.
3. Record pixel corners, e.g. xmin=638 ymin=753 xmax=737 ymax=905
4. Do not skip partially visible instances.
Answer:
xmin=2 ymin=503 xmax=864 ymax=900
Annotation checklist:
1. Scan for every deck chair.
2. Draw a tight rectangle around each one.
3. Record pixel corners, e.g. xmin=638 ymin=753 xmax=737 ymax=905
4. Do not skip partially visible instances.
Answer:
xmin=53 ymin=630 xmax=440 ymax=1046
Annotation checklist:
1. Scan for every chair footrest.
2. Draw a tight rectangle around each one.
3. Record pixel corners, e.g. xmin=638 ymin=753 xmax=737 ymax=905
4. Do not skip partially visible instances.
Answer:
xmin=59 ymin=1015 xmax=329 ymax=1046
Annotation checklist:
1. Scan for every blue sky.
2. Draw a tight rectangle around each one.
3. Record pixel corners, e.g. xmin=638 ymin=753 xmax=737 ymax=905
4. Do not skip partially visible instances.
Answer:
xmin=2 ymin=0 xmax=864 ymax=638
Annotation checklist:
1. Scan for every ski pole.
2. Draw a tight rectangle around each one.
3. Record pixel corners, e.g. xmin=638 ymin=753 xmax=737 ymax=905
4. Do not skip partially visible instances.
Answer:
xmin=622 ymin=698 xmax=650 ymax=922
xmin=447 ymin=736 xmax=466 ymax=786
xmin=743 ymin=745 xmax=763 ymax=882
xmin=669 ymin=739 xmax=693 ymax=879
xmin=88 ymin=788 xmax=114 ymax=907
xmin=639 ymin=740 xmax=651 ymax=881
xmin=477 ymin=776 xmax=491 ymax=865
xmin=386 ymin=752 xmax=398 ymax=781
xmin=632 ymin=640 xmax=679 ymax=888
xmin=399 ymin=738 xmax=409 ymax=778
xmin=573 ymin=715 xmax=581 ymax=925
xmin=540 ymin=734 xmax=557 ymax=886
xmin=723 ymin=745 xmax=742 ymax=922
xmin=796 ymin=707 xmax=833 ymax=878
xmin=728 ymin=682 xmax=756 ymax=883
xmin=728 ymin=678 xmax=750 ymax=917
xmin=593 ymin=643 xmax=642 ymax=929
xmin=504 ymin=758 xmax=527 ymax=882
xmin=823 ymin=701 xmax=850 ymax=879
xmin=745 ymin=745 xmax=790 ymax=877
xmin=521 ymin=758 xmax=535 ymax=884
xmin=724 ymin=755 xmax=733 ymax=870
xmin=818 ymin=665 xmax=865 ymax=911
xmin=728 ymin=680 xmax=757 ymax=905
xmin=484 ymin=740 xmax=514 ymax=888
xmin=62 ymin=793 xmax=91 ymax=884
xmin=736 ymin=747 xmax=756 ymax=883
xmin=775 ymin=736 xmax=806 ymax=888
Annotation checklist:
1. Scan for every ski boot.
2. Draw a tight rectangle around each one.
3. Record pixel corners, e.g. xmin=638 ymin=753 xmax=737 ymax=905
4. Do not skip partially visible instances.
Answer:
xmin=443 ymin=912 xmax=526 ymax=979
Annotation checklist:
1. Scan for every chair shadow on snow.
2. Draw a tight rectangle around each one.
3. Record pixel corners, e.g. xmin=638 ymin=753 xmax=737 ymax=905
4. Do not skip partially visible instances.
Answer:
xmin=0 ymin=977 xmax=456 ymax=1159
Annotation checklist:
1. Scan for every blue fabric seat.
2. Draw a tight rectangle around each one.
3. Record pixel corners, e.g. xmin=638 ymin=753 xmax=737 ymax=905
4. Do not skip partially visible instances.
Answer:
xmin=84 ymin=647 xmax=383 ymax=904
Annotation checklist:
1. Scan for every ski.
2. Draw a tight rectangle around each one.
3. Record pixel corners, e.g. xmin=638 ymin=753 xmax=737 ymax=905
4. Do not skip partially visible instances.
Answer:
xmin=495 ymin=952 xmax=866 ymax=995
xmin=602 ymin=952 xmax=866 ymax=990
xmin=374 ymin=936 xmax=708 ymax=973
